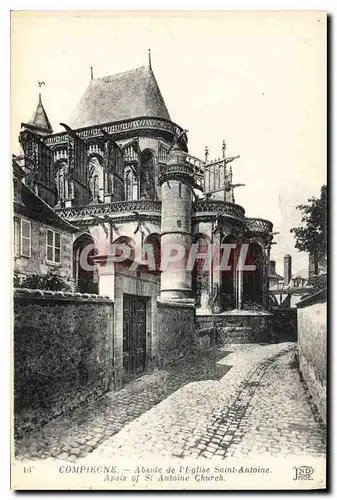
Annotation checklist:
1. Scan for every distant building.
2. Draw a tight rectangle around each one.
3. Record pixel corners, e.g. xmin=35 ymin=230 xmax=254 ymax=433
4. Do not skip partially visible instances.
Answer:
xmin=268 ymin=260 xmax=283 ymax=289
xmin=269 ymin=254 xmax=311 ymax=308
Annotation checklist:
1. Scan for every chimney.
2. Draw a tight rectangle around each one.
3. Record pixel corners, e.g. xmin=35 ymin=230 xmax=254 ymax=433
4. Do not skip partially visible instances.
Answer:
xmin=269 ymin=260 xmax=276 ymax=276
xmin=284 ymin=254 xmax=292 ymax=286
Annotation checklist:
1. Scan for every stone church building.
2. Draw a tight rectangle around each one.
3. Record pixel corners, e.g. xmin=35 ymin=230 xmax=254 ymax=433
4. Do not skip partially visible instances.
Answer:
xmin=15 ymin=58 xmax=275 ymax=385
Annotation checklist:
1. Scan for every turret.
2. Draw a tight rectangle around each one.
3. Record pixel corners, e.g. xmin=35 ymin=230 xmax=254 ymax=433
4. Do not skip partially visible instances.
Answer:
xmin=159 ymin=139 xmax=194 ymax=304
xmin=18 ymin=93 xmax=55 ymax=206
xmin=23 ymin=93 xmax=53 ymax=136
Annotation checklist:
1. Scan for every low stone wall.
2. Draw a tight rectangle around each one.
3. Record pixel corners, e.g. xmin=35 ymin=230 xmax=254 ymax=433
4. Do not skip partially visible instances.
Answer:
xmin=196 ymin=311 xmax=273 ymax=346
xmin=157 ymin=302 xmax=196 ymax=366
xmin=297 ymin=289 xmax=327 ymax=425
xmin=14 ymin=289 xmax=114 ymax=437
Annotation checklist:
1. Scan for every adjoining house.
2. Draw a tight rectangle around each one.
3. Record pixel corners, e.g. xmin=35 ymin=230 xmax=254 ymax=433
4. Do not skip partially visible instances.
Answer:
xmin=13 ymin=157 xmax=78 ymax=286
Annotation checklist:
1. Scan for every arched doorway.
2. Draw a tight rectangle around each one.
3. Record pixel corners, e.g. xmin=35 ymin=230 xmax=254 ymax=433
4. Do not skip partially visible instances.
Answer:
xmin=112 ymin=236 xmax=136 ymax=268
xmin=143 ymin=233 xmax=161 ymax=275
xmin=221 ymin=235 xmax=238 ymax=311
xmin=192 ymin=234 xmax=210 ymax=309
xmin=73 ymin=234 xmax=99 ymax=294
xmin=140 ymin=150 xmax=156 ymax=200
xmin=242 ymin=242 xmax=264 ymax=306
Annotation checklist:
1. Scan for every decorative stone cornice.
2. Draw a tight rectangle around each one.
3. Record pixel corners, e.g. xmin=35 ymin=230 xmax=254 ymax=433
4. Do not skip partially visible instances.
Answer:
xmin=245 ymin=217 xmax=273 ymax=234
xmin=54 ymin=199 xmax=274 ymax=236
xmin=193 ymin=199 xmax=246 ymax=220
xmin=45 ymin=117 xmax=183 ymax=147
xmin=55 ymin=200 xmax=162 ymax=223
xmin=159 ymin=163 xmax=195 ymax=186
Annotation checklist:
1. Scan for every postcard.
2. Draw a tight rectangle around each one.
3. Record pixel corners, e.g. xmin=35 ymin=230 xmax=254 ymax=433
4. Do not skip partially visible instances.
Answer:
xmin=11 ymin=10 xmax=327 ymax=491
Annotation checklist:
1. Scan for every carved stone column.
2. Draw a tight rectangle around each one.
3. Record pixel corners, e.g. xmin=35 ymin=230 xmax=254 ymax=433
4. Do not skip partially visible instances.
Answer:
xmin=236 ymin=242 xmax=244 ymax=310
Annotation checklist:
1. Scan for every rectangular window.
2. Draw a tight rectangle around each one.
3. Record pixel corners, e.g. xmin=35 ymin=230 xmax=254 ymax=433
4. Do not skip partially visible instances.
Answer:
xmin=20 ymin=219 xmax=31 ymax=258
xmin=46 ymin=229 xmax=61 ymax=264
xmin=14 ymin=218 xmax=20 ymax=256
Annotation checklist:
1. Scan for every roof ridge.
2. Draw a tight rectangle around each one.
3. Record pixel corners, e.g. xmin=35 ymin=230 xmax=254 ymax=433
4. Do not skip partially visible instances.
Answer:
xmin=68 ymin=64 xmax=171 ymax=128
xmin=92 ymin=65 xmax=148 ymax=82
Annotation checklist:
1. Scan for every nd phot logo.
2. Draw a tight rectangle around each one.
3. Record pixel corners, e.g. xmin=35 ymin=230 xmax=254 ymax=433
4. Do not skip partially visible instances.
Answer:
xmin=293 ymin=466 xmax=314 ymax=481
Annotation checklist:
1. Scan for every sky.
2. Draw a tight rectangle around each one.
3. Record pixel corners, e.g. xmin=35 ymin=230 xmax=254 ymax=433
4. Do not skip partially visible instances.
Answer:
xmin=11 ymin=10 xmax=326 ymax=277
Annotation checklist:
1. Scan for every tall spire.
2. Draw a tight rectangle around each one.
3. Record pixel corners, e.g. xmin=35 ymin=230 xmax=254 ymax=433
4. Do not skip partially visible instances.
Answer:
xmin=27 ymin=92 xmax=53 ymax=134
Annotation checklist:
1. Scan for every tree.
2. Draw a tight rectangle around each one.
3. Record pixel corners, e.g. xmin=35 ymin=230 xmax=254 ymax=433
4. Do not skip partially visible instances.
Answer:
xmin=290 ymin=185 xmax=327 ymax=275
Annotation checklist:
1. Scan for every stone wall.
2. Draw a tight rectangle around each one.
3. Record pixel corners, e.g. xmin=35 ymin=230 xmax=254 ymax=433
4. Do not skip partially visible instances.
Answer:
xmin=14 ymin=289 xmax=114 ymax=437
xmin=196 ymin=311 xmax=273 ymax=346
xmin=297 ymin=289 xmax=327 ymax=425
xmin=157 ymin=302 xmax=196 ymax=365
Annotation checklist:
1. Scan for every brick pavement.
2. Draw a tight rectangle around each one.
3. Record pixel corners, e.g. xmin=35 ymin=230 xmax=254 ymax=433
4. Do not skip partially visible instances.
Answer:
xmin=15 ymin=347 xmax=231 ymax=462
xmin=87 ymin=343 xmax=326 ymax=461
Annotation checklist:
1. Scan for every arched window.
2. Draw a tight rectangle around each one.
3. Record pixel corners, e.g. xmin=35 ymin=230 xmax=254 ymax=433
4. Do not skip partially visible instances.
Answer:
xmin=125 ymin=169 xmax=133 ymax=201
xmin=140 ymin=150 xmax=155 ymax=200
xmin=124 ymin=166 xmax=137 ymax=201
xmin=54 ymin=161 xmax=68 ymax=203
xmin=88 ymin=156 xmax=104 ymax=203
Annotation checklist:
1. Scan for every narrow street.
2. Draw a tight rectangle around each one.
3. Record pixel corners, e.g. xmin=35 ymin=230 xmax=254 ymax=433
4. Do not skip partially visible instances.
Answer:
xmin=15 ymin=342 xmax=326 ymax=463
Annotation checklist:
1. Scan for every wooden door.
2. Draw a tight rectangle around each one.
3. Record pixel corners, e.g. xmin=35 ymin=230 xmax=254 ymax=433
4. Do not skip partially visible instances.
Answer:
xmin=123 ymin=294 xmax=147 ymax=380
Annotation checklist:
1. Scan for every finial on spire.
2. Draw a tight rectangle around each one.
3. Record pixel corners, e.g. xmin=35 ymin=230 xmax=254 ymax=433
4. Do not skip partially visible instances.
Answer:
xmin=205 ymin=146 xmax=209 ymax=162
xmin=37 ymin=81 xmax=45 ymax=103
xmin=148 ymin=49 xmax=152 ymax=69
xmin=90 ymin=67 xmax=94 ymax=80
xmin=222 ymin=139 xmax=227 ymax=158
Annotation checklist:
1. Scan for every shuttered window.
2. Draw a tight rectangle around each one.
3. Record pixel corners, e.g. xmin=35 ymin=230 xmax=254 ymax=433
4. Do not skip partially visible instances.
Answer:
xmin=46 ymin=229 xmax=61 ymax=263
xmin=20 ymin=219 xmax=31 ymax=258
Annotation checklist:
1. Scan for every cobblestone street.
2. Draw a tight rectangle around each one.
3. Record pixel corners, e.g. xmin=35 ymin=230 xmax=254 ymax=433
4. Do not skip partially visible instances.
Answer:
xmin=15 ymin=347 xmax=230 ymax=461
xmin=15 ymin=342 xmax=326 ymax=463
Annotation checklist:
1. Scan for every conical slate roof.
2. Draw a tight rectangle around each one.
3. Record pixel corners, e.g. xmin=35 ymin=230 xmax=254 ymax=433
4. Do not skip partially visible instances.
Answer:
xmin=68 ymin=66 xmax=171 ymax=130
xmin=28 ymin=94 xmax=53 ymax=133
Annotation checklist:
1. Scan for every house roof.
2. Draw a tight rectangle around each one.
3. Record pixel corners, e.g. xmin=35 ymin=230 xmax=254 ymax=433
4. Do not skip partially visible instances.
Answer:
xmin=14 ymin=182 xmax=78 ymax=233
xmin=269 ymin=272 xmax=283 ymax=280
xmin=25 ymin=94 xmax=53 ymax=134
xmin=68 ymin=66 xmax=171 ymax=129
